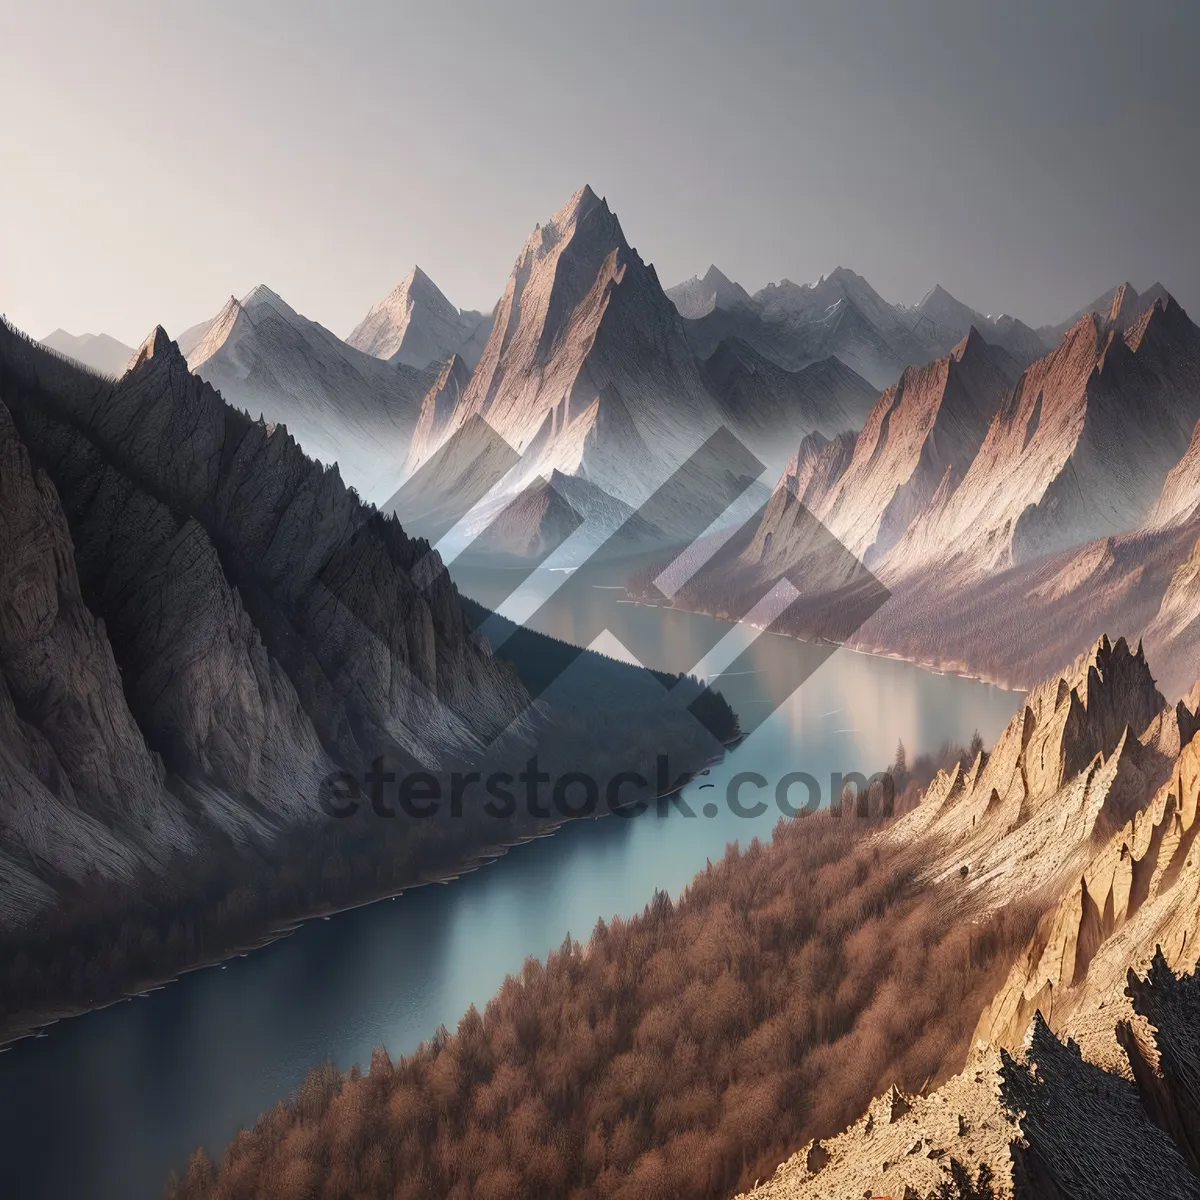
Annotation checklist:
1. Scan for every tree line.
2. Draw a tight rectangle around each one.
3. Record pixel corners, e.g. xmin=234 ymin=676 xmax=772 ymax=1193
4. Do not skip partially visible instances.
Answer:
xmin=167 ymin=771 xmax=1036 ymax=1200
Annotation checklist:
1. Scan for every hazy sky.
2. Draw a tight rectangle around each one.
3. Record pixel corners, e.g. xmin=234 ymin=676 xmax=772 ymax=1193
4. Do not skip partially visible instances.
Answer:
xmin=2 ymin=0 xmax=1197 ymax=346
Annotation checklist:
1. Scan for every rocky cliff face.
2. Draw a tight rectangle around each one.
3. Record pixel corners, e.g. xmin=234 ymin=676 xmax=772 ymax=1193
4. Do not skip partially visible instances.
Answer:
xmin=814 ymin=328 xmax=1021 ymax=565
xmin=0 ymin=317 xmax=534 ymax=928
xmin=880 ymin=635 xmax=1171 ymax=912
xmin=186 ymin=285 xmax=434 ymax=502
xmin=406 ymin=186 xmax=731 ymax=511
xmin=882 ymin=295 xmax=1200 ymax=582
xmin=345 ymin=266 xmax=494 ymax=370
xmin=740 ymin=954 xmax=1200 ymax=1200
xmin=976 ymin=702 xmax=1200 ymax=1053
xmin=0 ymin=395 xmax=194 ymax=928
xmin=735 ymin=642 xmax=1200 ymax=1200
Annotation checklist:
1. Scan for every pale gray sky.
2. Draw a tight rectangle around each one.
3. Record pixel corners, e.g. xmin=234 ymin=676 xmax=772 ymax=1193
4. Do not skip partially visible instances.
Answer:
xmin=2 ymin=0 xmax=1197 ymax=346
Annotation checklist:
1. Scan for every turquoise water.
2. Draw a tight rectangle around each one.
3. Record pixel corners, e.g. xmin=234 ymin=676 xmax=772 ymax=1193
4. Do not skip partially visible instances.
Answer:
xmin=0 ymin=569 xmax=1019 ymax=1200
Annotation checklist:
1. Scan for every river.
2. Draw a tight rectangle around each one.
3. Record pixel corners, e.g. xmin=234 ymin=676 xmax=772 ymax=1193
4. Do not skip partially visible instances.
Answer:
xmin=0 ymin=567 xmax=1020 ymax=1199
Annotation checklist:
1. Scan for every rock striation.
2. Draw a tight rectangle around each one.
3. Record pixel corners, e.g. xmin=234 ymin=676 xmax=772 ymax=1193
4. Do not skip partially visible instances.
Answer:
xmin=0 ymin=316 xmax=531 ymax=927
xmin=884 ymin=295 xmax=1200 ymax=581
xmin=405 ymin=186 xmax=732 ymax=510
xmin=814 ymin=327 xmax=1021 ymax=566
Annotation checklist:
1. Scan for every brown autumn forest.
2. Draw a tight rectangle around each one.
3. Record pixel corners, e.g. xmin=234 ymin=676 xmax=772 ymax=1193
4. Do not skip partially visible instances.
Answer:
xmin=166 ymin=740 xmax=1036 ymax=1200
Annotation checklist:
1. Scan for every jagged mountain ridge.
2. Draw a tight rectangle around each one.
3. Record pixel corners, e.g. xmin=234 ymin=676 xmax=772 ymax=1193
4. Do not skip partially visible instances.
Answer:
xmin=814 ymin=327 xmax=1022 ymax=565
xmin=908 ymin=283 xmax=1049 ymax=365
xmin=631 ymin=284 xmax=1200 ymax=699
xmin=737 ymin=637 xmax=1200 ymax=1199
xmin=878 ymin=635 xmax=1174 ymax=912
xmin=0 ymin=317 xmax=529 ymax=926
xmin=345 ymin=265 xmax=494 ymax=370
xmin=676 ymin=266 xmax=945 ymax=390
xmin=669 ymin=267 xmax=1045 ymax=391
xmin=0 ymin=315 xmax=737 ymax=954
xmin=184 ymin=284 xmax=435 ymax=502
xmin=1037 ymin=279 xmax=1172 ymax=347
xmin=642 ymin=327 xmax=1020 ymax=631
xmin=880 ymin=292 xmax=1200 ymax=582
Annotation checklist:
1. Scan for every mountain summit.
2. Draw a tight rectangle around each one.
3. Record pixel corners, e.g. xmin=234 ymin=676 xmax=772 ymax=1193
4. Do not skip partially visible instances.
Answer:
xmin=666 ymin=264 xmax=754 ymax=319
xmin=346 ymin=266 xmax=493 ymax=370
xmin=405 ymin=185 xmax=731 ymax=514
xmin=185 ymin=285 xmax=434 ymax=501
xmin=885 ymin=295 xmax=1200 ymax=581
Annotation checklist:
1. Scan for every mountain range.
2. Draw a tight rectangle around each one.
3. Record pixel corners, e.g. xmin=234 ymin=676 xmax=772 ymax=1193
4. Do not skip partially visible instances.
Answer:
xmin=38 ymin=328 xmax=135 ymax=376
xmin=667 ymin=265 xmax=1050 ymax=390
xmin=30 ymin=188 xmax=1200 ymax=696
xmin=41 ymin=190 xmax=1166 ymax=574
xmin=0 ymin=316 xmax=728 ymax=959
xmin=398 ymin=189 xmax=889 ymax=561
xmin=180 ymin=284 xmax=436 ymax=504
xmin=657 ymin=279 xmax=1200 ymax=700
xmin=16 ymin=183 xmax=1200 ymax=1199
